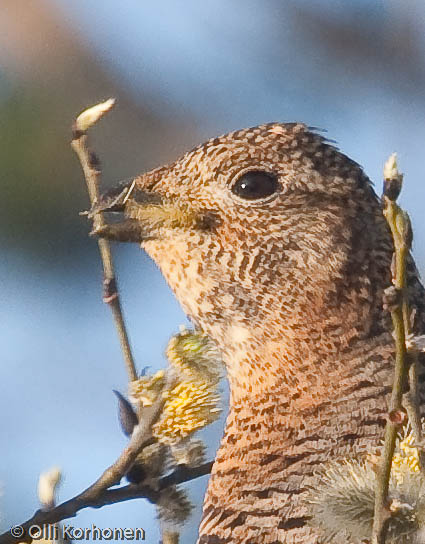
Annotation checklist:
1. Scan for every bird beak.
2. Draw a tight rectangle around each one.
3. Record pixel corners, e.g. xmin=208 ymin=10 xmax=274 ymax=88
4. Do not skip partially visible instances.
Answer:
xmin=89 ymin=179 xmax=163 ymax=216
xmin=88 ymin=178 xmax=164 ymax=243
xmin=88 ymin=178 xmax=220 ymax=243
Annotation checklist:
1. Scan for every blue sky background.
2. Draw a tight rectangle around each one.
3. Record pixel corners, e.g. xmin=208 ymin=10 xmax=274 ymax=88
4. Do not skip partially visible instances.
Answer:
xmin=1 ymin=1 xmax=425 ymax=542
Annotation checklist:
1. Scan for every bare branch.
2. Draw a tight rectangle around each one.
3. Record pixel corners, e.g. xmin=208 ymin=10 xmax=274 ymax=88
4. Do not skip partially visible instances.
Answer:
xmin=0 ymin=102 xmax=216 ymax=544
xmin=71 ymin=99 xmax=138 ymax=383
xmin=0 ymin=462 xmax=213 ymax=544
xmin=372 ymin=155 xmax=412 ymax=544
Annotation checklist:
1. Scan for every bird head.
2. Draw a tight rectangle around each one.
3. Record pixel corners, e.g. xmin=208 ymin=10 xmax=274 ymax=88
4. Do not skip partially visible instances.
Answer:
xmin=95 ymin=123 xmax=392 ymax=398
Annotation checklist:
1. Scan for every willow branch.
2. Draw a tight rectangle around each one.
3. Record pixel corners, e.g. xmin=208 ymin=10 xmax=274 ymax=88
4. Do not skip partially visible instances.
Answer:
xmin=372 ymin=155 xmax=411 ymax=544
xmin=0 ymin=101 xmax=215 ymax=544
xmin=0 ymin=461 xmax=213 ymax=544
xmin=71 ymin=99 xmax=137 ymax=383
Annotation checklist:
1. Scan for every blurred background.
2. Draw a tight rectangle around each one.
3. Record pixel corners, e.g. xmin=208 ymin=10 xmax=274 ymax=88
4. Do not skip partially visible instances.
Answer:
xmin=1 ymin=0 xmax=425 ymax=542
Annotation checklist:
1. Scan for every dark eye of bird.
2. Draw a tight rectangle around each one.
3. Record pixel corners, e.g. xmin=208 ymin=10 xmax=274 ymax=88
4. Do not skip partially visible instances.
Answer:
xmin=231 ymin=170 xmax=279 ymax=200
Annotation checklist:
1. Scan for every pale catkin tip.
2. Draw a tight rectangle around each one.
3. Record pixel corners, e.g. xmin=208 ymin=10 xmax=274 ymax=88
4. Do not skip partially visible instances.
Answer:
xmin=406 ymin=334 xmax=425 ymax=352
xmin=156 ymin=486 xmax=193 ymax=527
xmin=307 ymin=422 xmax=425 ymax=542
xmin=37 ymin=466 xmax=62 ymax=508
xmin=171 ymin=438 xmax=206 ymax=467
xmin=129 ymin=370 xmax=166 ymax=407
xmin=384 ymin=152 xmax=401 ymax=181
xmin=75 ymin=98 xmax=116 ymax=132
xmin=166 ymin=330 xmax=223 ymax=384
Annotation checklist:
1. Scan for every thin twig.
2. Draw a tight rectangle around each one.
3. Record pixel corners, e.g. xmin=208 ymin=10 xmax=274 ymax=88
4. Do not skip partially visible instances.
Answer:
xmin=405 ymin=352 xmax=424 ymax=461
xmin=71 ymin=99 xmax=137 ymax=383
xmin=0 ymin=462 xmax=213 ymax=544
xmin=400 ymin=221 xmax=423 ymax=457
xmin=70 ymin=101 xmax=185 ymax=544
xmin=372 ymin=155 xmax=411 ymax=544
xmin=0 ymin=101 xmax=214 ymax=544
xmin=71 ymin=101 xmax=186 ymax=544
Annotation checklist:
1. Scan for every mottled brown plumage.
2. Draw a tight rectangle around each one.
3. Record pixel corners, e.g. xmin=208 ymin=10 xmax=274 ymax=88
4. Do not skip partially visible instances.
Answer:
xmin=97 ymin=123 xmax=425 ymax=543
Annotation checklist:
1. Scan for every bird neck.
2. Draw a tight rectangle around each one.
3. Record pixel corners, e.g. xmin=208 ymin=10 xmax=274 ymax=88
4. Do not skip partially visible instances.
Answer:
xmin=220 ymin=275 xmax=389 ymax=405
xmin=199 ymin=325 xmax=392 ymax=543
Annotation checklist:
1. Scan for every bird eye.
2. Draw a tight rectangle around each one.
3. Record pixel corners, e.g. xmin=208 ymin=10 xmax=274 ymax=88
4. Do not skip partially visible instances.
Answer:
xmin=231 ymin=170 xmax=279 ymax=200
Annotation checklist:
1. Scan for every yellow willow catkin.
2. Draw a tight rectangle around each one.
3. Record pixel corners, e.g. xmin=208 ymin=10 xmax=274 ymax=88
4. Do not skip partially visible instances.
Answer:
xmin=126 ymin=201 xmax=201 ymax=231
xmin=166 ymin=328 xmax=222 ymax=385
xmin=153 ymin=380 xmax=221 ymax=445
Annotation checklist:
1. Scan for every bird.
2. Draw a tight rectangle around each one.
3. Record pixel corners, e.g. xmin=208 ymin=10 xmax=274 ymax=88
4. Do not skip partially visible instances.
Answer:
xmin=93 ymin=122 xmax=425 ymax=543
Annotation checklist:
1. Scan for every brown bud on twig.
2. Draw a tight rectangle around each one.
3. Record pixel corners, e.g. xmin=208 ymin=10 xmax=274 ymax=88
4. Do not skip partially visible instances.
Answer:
xmin=113 ymin=390 xmax=138 ymax=437
xmin=104 ymin=278 xmax=119 ymax=304
xmin=383 ymin=178 xmax=402 ymax=202
xmin=388 ymin=409 xmax=407 ymax=426
xmin=383 ymin=153 xmax=403 ymax=201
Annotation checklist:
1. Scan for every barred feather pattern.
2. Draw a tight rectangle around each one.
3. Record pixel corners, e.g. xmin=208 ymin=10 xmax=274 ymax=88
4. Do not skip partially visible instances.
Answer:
xmin=101 ymin=123 xmax=425 ymax=543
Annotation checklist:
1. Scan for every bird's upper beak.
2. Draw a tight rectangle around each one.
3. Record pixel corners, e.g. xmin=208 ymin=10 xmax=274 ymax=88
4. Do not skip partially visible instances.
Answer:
xmin=89 ymin=178 xmax=162 ymax=216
